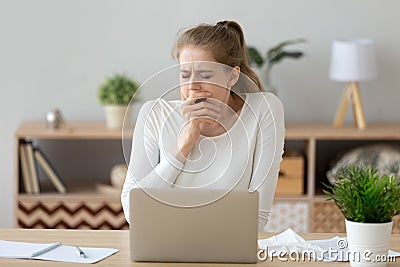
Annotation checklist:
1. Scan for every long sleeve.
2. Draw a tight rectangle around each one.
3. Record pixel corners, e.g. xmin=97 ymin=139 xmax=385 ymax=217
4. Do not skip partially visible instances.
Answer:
xmin=249 ymin=93 xmax=285 ymax=231
xmin=121 ymin=100 xmax=184 ymax=223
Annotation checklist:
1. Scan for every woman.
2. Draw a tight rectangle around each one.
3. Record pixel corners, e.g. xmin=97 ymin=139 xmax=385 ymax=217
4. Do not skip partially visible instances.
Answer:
xmin=121 ymin=20 xmax=285 ymax=231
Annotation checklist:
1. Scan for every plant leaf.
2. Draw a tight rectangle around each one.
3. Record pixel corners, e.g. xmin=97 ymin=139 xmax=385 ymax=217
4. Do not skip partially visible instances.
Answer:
xmin=322 ymin=165 xmax=400 ymax=223
xmin=98 ymin=74 xmax=139 ymax=105
xmin=267 ymin=38 xmax=306 ymax=59
xmin=247 ymin=47 xmax=265 ymax=68
xmin=269 ymin=51 xmax=304 ymax=66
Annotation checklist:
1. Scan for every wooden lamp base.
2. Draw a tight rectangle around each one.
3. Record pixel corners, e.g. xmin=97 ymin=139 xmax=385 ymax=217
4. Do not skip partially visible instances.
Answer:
xmin=333 ymin=81 xmax=367 ymax=130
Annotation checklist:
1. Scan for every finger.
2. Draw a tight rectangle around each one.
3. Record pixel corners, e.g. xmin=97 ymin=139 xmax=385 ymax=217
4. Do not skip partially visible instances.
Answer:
xmin=195 ymin=118 xmax=220 ymax=126
xmin=185 ymin=113 xmax=220 ymax=126
xmin=189 ymin=91 xmax=212 ymax=99
xmin=181 ymin=104 xmax=213 ymax=118
xmin=188 ymin=101 xmax=222 ymax=113
xmin=189 ymin=109 xmax=221 ymax=121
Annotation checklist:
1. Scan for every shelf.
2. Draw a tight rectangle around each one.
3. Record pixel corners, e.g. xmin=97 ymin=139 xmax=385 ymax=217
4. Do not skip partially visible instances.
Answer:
xmin=18 ymin=192 xmax=120 ymax=202
xmin=311 ymin=195 xmax=329 ymax=202
xmin=18 ymin=182 xmax=121 ymax=202
xmin=14 ymin=121 xmax=129 ymax=230
xmin=15 ymin=121 xmax=133 ymax=140
xmin=274 ymin=195 xmax=309 ymax=202
xmin=285 ymin=123 xmax=400 ymax=140
xmin=18 ymin=121 xmax=400 ymax=140
xmin=19 ymin=193 xmax=310 ymax=204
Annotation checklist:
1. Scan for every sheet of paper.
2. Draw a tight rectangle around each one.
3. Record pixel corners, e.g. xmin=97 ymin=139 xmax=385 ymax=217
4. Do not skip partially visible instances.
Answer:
xmin=257 ymin=228 xmax=323 ymax=257
xmin=35 ymin=245 xmax=118 ymax=264
xmin=0 ymin=240 xmax=118 ymax=264
xmin=0 ymin=240 xmax=55 ymax=258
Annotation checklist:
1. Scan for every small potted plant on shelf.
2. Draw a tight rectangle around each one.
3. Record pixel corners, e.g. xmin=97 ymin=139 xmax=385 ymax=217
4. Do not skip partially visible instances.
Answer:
xmin=98 ymin=73 xmax=139 ymax=129
xmin=324 ymin=164 xmax=400 ymax=267
xmin=247 ymin=38 xmax=305 ymax=95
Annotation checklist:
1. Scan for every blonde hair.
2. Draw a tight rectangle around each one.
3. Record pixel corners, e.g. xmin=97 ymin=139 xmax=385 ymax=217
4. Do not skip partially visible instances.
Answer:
xmin=173 ymin=20 xmax=264 ymax=92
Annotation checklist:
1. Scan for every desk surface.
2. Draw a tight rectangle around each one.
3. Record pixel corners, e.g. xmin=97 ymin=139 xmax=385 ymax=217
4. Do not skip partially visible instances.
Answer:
xmin=1 ymin=229 xmax=399 ymax=266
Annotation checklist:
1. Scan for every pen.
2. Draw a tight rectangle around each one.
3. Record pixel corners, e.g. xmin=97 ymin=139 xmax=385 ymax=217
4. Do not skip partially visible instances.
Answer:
xmin=75 ymin=246 xmax=86 ymax=258
xmin=30 ymin=242 xmax=62 ymax=259
xmin=194 ymin=98 xmax=207 ymax=104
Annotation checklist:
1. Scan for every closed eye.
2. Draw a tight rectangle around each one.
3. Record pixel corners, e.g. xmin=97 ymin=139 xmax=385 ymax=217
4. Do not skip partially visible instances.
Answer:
xmin=180 ymin=71 xmax=191 ymax=79
xmin=200 ymin=74 xmax=212 ymax=79
xmin=199 ymin=70 xmax=214 ymax=80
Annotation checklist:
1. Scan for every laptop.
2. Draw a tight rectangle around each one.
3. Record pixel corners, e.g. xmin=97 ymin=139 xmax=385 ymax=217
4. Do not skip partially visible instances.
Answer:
xmin=129 ymin=188 xmax=259 ymax=263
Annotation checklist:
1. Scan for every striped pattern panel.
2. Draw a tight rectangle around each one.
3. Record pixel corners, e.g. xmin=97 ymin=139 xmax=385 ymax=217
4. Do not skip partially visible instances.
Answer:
xmin=18 ymin=200 xmax=128 ymax=230
xmin=311 ymin=202 xmax=400 ymax=233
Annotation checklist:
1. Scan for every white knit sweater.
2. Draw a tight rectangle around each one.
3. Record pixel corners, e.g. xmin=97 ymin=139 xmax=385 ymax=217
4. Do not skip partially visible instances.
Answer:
xmin=121 ymin=92 xmax=285 ymax=231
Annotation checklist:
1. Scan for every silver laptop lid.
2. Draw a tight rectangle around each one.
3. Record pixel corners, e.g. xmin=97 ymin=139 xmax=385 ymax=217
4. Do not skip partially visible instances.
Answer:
xmin=130 ymin=188 xmax=258 ymax=263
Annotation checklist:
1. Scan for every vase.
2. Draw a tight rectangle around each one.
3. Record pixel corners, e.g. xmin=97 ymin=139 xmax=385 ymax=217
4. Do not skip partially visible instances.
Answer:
xmin=104 ymin=105 xmax=130 ymax=129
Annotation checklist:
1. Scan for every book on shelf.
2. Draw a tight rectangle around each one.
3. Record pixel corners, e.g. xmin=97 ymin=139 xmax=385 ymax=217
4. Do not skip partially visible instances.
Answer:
xmin=19 ymin=142 xmax=40 ymax=194
xmin=34 ymin=148 xmax=67 ymax=194
xmin=25 ymin=142 xmax=40 ymax=194
xmin=19 ymin=143 xmax=32 ymax=194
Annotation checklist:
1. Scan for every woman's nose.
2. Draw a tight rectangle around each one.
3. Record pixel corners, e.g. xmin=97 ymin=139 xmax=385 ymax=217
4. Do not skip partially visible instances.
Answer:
xmin=188 ymin=79 xmax=201 ymax=91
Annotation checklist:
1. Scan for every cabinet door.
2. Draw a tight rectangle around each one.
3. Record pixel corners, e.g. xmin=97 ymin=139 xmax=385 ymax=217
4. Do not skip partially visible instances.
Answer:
xmin=18 ymin=197 xmax=128 ymax=229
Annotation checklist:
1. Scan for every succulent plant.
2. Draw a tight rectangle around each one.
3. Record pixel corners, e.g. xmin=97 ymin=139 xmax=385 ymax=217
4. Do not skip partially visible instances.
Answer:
xmin=98 ymin=74 xmax=139 ymax=105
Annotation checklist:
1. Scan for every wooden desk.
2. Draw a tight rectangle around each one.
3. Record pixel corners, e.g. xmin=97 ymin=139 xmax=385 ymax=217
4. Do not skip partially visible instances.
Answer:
xmin=1 ymin=229 xmax=399 ymax=266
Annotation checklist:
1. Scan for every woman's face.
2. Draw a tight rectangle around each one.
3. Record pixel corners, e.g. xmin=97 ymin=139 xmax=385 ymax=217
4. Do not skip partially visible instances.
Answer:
xmin=178 ymin=47 xmax=237 ymax=104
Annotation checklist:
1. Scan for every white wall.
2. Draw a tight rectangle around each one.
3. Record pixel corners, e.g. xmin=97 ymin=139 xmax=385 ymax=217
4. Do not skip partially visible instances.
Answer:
xmin=1 ymin=0 xmax=400 ymax=227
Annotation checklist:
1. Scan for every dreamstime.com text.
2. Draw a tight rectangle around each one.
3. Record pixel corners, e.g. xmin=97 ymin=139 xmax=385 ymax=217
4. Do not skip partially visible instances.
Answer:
xmin=257 ymin=247 xmax=397 ymax=263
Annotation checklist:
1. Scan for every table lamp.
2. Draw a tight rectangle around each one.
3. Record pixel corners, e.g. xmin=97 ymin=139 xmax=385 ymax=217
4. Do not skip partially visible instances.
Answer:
xmin=329 ymin=39 xmax=377 ymax=130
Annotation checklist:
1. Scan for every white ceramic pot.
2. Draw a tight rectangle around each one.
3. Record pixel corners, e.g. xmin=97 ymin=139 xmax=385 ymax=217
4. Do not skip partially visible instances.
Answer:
xmin=104 ymin=105 xmax=128 ymax=129
xmin=345 ymin=219 xmax=393 ymax=267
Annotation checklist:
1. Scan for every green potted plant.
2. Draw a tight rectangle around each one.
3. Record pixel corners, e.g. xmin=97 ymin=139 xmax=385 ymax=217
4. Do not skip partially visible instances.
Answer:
xmin=247 ymin=38 xmax=305 ymax=94
xmin=98 ymin=74 xmax=139 ymax=129
xmin=324 ymin=165 xmax=400 ymax=267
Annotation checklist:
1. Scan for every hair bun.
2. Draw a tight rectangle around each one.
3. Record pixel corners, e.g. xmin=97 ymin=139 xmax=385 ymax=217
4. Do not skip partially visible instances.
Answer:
xmin=216 ymin=21 xmax=228 ymax=28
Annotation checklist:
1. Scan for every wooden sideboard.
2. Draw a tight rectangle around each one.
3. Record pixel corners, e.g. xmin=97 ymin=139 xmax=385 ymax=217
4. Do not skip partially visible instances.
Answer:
xmin=14 ymin=121 xmax=400 ymax=232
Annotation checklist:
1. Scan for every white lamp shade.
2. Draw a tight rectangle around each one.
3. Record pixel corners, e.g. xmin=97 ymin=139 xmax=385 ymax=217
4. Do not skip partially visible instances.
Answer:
xmin=329 ymin=39 xmax=377 ymax=82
